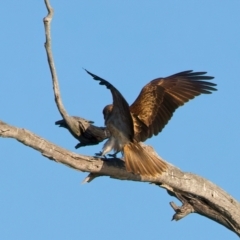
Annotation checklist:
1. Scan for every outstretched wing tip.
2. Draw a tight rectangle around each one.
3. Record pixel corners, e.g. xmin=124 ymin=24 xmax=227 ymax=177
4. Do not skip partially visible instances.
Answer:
xmin=83 ymin=68 xmax=89 ymax=74
xmin=84 ymin=68 xmax=96 ymax=79
xmin=84 ymin=68 xmax=113 ymax=90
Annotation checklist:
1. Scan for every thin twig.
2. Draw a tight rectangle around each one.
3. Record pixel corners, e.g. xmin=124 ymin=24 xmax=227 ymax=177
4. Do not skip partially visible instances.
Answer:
xmin=43 ymin=0 xmax=68 ymax=118
xmin=43 ymin=0 xmax=109 ymax=149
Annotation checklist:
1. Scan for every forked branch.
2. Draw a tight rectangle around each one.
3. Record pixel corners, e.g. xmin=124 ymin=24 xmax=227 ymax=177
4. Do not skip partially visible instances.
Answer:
xmin=0 ymin=0 xmax=239 ymax=237
xmin=1 ymin=119 xmax=240 ymax=236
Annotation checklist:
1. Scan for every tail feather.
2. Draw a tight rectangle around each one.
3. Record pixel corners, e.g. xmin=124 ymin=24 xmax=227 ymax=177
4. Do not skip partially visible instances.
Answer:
xmin=123 ymin=142 xmax=167 ymax=176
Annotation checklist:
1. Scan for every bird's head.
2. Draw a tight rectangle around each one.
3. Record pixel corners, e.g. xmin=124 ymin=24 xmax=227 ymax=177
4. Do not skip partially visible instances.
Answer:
xmin=102 ymin=104 xmax=113 ymax=122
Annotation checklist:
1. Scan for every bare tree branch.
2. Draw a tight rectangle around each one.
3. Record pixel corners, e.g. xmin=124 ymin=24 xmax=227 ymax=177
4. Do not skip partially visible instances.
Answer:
xmin=41 ymin=1 xmax=240 ymax=235
xmin=43 ymin=1 xmax=109 ymax=149
xmin=1 ymin=119 xmax=240 ymax=236
xmin=0 ymin=0 xmax=240 ymax=237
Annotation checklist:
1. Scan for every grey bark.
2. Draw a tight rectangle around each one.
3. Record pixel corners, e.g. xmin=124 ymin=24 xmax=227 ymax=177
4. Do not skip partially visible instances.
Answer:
xmin=0 ymin=0 xmax=240 ymax=237
xmin=0 ymin=120 xmax=240 ymax=236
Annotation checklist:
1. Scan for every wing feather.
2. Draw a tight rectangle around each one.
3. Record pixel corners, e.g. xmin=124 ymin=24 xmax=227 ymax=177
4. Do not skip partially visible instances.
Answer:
xmin=130 ymin=70 xmax=217 ymax=142
xmin=85 ymin=69 xmax=134 ymax=139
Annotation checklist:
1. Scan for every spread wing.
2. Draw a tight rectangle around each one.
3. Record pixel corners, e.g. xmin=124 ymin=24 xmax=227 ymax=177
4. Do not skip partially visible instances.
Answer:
xmin=130 ymin=70 xmax=217 ymax=142
xmin=85 ymin=69 xmax=134 ymax=139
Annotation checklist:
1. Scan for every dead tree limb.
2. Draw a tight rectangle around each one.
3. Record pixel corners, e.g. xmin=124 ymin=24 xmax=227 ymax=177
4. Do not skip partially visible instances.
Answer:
xmin=43 ymin=0 xmax=109 ymax=149
xmin=0 ymin=120 xmax=240 ymax=236
xmin=42 ymin=1 xmax=240 ymax=236
xmin=0 ymin=0 xmax=240 ymax=237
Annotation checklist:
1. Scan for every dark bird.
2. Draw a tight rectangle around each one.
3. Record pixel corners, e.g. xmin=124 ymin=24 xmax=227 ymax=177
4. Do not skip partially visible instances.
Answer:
xmin=85 ymin=69 xmax=217 ymax=177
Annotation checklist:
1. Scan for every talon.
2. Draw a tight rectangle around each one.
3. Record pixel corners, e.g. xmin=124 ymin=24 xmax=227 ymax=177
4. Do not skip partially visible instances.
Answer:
xmin=95 ymin=152 xmax=108 ymax=159
xmin=95 ymin=151 xmax=103 ymax=156
xmin=108 ymin=153 xmax=117 ymax=158
xmin=107 ymin=151 xmax=120 ymax=158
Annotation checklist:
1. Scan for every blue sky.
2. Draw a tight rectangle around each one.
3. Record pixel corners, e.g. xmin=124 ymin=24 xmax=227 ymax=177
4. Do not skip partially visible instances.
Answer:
xmin=0 ymin=1 xmax=240 ymax=239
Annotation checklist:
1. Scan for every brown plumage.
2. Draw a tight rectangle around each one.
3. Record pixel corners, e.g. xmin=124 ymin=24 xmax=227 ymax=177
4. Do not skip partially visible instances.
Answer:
xmin=85 ymin=69 xmax=217 ymax=177
xmin=129 ymin=70 xmax=217 ymax=141
xmin=123 ymin=142 xmax=167 ymax=176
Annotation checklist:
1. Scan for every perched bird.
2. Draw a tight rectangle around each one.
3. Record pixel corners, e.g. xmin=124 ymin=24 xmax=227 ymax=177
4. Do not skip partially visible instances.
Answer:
xmin=85 ymin=69 xmax=217 ymax=177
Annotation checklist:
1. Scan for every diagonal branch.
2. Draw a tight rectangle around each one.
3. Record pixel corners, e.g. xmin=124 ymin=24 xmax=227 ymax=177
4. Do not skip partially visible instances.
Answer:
xmin=1 ymin=119 xmax=240 ymax=236
xmin=0 ymin=0 xmax=240 ymax=237
xmin=40 ymin=0 xmax=240 ymax=236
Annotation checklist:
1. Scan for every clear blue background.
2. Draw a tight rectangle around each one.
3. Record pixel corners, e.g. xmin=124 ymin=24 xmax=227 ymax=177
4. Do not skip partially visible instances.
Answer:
xmin=0 ymin=1 xmax=239 ymax=239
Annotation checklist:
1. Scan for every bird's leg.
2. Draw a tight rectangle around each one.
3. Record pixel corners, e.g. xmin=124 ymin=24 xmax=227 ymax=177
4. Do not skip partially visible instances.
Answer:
xmin=95 ymin=151 xmax=109 ymax=159
xmin=108 ymin=151 xmax=120 ymax=158
xmin=95 ymin=151 xmax=104 ymax=156
xmin=95 ymin=137 xmax=116 ymax=159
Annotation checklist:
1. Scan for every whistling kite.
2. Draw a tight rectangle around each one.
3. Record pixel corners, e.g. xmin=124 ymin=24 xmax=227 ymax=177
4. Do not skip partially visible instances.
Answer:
xmin=86 ymin=70 xmax=217 ymax=176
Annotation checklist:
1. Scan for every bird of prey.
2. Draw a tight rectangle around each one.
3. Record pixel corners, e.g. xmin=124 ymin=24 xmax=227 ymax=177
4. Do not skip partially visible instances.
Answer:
xmin=85 ymin=69 xmax=217 ymax=177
